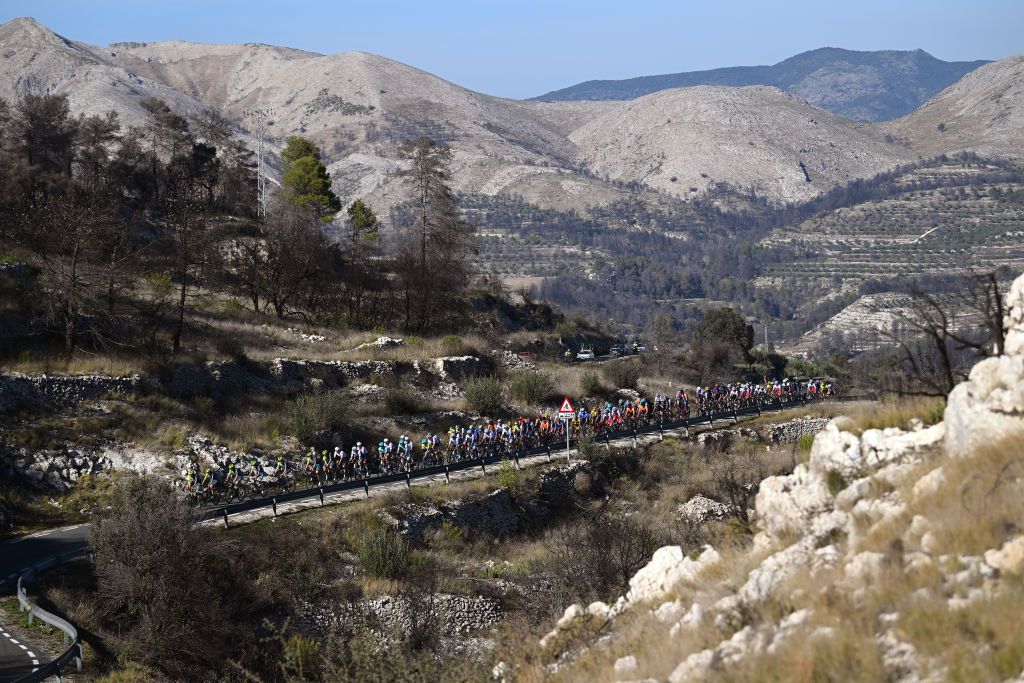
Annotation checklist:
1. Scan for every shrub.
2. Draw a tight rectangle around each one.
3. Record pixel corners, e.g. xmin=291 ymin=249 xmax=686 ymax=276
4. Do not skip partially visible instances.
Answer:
xmin=463 ymin=376 xmax=504 ymax=414
xmin=384 ymin=387 xmax=427 ymax=415
xmin=580 ymin=370 xmax=603 ymax=396
xmin=441 ymin=335 xmax=464 ymax=356
xmin=285 ymin=391 xmax=349 ymax=440
xmin=156 ymin=425 xmax=186 ymax=449
xmin=497 ymin=458 xmax=526 ymax=498
xmin=826 ymin=469 xmax=847 ymax=496
xmin=91 ymin=477 xmax=252 ymax=679
xmin=509 ymin=370 xmax=554 ymax=405
xmin=214 ymin=337 xmax=247 ymax=361
xmin=602 ymin=359 xmax=642 ymax=389
xmin=357 ymin=525 xmax=410 ymax=580
xmin=797 ymin=433 xmax=815 ymax=457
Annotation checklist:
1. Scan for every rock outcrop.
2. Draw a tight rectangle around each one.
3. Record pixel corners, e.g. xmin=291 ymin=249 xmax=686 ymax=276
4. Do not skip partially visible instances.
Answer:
xmin=534 ymin=271 xmax=1024 ymax=682
xmin=944 ymin=272 xmax=1024 ymax=456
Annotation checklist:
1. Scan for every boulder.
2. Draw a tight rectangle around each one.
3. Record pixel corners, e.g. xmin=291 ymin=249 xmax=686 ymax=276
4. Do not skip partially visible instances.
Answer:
xmin=984 ymin=536 xmax=1024 ymax=574
xmin=676 ymin=495 xmax=730 ymax=524
xmin=945 ymin=270 xmax=1024 ymax=456
xmin=626 ymin=545 xmax=720 ymax=604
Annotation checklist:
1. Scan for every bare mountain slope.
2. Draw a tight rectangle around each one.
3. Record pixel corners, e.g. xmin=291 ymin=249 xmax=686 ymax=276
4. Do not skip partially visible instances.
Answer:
xmin=0 ymin=17 xmax=1020 ymax=215
xmin=569 ymin=85 xmax=913 ymax=204
xmin=0 ymin=17 xmax=207 ymax=126
xmin=105 ymin=38 xmax=630 ymax=212
xmin=887 ymin=56 xmax=1024 ymax=158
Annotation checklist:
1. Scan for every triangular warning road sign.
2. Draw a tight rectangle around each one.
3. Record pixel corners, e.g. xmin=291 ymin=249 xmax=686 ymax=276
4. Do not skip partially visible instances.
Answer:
xmin=558 ymin=397 xmax=575 ymax=415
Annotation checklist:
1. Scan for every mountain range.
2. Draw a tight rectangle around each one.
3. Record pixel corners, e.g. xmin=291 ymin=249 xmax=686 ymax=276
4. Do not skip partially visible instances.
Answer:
xmin=0 ymin=17 xmax=1021 ymax=215
xmin=535 ymin=48 xmax=991 ymax=122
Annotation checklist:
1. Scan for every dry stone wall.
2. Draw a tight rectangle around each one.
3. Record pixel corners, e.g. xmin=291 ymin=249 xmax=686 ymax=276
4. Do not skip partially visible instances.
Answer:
xmin=0 ymin=372 xmax=143 ymax=413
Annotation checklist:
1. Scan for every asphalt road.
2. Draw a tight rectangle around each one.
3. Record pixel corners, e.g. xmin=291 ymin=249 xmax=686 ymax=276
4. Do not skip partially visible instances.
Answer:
xmin=0 ymin=398 xmax=850 ymax=680
xmin=0 ymin=524 xmax=89 ymax=682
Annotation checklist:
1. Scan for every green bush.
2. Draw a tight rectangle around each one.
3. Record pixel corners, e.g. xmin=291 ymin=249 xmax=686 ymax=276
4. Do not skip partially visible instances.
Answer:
xmin=826 ymin=469 xmax=847 ymax=496
xmin=580 ymin=370 xmax=603 ymax=396
xmin=509 ymin=370 xmax=554 ymax=405
xmin=441 ymin=335 xmax=464 ymax=356
xmin=384 ymin=387 xmax=427 ymax=415
xmin=463 ymin=376 xmax=504 ymax=414
xmin=357 ymin=525 xmax=410 ymax=580
xmin=497 ymin=458 xmax=525 ymax=497
xmin=797 ymin=433 xmax=815 ymax=457
xmin=285 ymin=391 xmax=349 ymax=440
xmin=602 ymin=359 xmax=642 ymax=389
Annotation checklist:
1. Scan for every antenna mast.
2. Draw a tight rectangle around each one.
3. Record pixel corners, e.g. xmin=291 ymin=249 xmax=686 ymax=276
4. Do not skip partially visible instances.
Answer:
xmin=244 ymin=108 xmax=274 ymax=218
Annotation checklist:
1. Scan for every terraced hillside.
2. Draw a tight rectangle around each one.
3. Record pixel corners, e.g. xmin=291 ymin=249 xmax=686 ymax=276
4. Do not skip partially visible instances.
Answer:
xmin=757 ymin=159 xmax=1024 ymax=352
xmin=760 ymin=160 xmax=1024 ymax=284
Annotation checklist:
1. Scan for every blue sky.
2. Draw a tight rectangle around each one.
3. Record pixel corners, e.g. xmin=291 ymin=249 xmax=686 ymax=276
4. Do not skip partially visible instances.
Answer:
xmin=3 ymin=0 xmax=1022 ymax=99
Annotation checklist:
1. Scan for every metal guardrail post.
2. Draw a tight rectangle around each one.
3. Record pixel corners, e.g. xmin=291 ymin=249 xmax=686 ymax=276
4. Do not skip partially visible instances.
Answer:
xmin=546 ymin=446 xmax=552 ymax=462
xmin=733 ymin=409 xmax=739 ymax=424
xmin=632 ymin=430 xmax=638 ymax=448
xmin=605 ymin=434 xmax=611 ymax=451
xmin=514 ymin=453 xmax=521 ymax=469
xmin=271 ymin=497 xmax=277 ymax=516
xmin=444 ymin=466 xmax=450 ymax=484
xmin=222 ymin=509 xmax=229 ymax=529
xmin=406 ymin=472 xmax=411 ymax=489
xmin=364 ymin=479 xmax=370 ymax=497
xmin=480 ymin=458 xmax=487 ymax=475
xmin=659 ymin=419 xmax=664 ymax=440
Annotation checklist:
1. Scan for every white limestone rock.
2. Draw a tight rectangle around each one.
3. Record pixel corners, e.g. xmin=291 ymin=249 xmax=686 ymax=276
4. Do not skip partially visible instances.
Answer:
xmin=984 ymin=535 xmax=1024 ymax=574
xmin=626 ymin=545 xmax=719 ymax=605
xmin=946 ymin=270 xmax=1024 ymax=456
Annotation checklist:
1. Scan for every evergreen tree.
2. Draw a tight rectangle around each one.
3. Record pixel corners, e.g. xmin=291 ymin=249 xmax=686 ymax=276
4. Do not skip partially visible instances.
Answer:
xmin=346 ymin=199 xmax=378 ymax=244
xmin=280 ymin=135 xmax=340 ymax=220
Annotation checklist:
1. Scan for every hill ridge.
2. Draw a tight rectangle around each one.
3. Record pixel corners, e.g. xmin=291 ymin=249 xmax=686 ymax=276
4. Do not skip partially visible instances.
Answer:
xmin=535 ymin=47 xmax=991 ymax=122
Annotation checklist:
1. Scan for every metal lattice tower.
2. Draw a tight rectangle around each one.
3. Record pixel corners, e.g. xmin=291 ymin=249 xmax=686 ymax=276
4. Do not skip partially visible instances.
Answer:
xmin=244 ymin=109 xmax=273 ymax=218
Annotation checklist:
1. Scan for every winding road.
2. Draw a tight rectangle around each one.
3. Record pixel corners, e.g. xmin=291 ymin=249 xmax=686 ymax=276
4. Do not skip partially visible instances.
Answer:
xmin=0 ymin=398 xmax=852 ymax=680
xmin=0 ymin=524 xmax=89 ymax=682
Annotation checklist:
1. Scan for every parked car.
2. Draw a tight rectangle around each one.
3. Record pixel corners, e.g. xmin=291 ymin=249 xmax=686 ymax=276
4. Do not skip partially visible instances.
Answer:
xmin=576 ymin=347 xmax=595 ymax=361
xmin=609 ymin=345 xmax=624 ymax=356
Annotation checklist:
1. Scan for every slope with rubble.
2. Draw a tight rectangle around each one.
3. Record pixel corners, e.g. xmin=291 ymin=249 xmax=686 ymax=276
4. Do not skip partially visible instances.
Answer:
xmin=524 ymin=270 xmax=1024 ymax=681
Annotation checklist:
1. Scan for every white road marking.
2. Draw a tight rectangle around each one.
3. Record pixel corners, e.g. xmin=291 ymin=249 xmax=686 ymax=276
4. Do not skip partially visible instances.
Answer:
xmin=26 ymin=651 xmax=35 ymax=658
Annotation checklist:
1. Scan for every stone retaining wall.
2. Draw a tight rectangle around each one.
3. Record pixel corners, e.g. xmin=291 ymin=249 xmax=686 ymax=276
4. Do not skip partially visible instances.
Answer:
xmin=0 ymin=372 xmax=143 ymax=413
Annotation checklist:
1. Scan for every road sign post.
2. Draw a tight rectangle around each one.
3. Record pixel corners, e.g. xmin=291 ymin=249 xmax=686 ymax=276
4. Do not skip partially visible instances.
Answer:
xmin=557 ymin=397 xmax=575 ymax=462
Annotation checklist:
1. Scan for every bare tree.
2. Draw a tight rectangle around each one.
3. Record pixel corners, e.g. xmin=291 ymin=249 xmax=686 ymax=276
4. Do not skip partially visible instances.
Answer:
xmin=709 ymin=451 xmax=769 ymax=529
xmin=232 ymin=200 xmax=336 ymax=319
xmin=25 ymin=189 xmax=117 ymax=355
xmin=951 ymin=270 xmax=1007 ymax=356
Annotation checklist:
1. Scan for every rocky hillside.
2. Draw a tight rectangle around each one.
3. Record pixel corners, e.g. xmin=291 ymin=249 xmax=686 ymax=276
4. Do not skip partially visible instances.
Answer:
xmin=3 ymin=16 xmax=1020 ymax=211
xmin=887 ymin=56 xmax=1024 ymax=159
xmin=523 ymin=269 xmax=1024 ymax=681
xmin=568 ymin=85 xmax=912 ymax=204
xmin=536 ymin=48 xmax=990 ymax=122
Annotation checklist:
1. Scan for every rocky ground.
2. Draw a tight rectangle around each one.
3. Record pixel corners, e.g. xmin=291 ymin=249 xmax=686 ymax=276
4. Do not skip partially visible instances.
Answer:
xmin=522 ymin=270 xmax=1024 ymax=682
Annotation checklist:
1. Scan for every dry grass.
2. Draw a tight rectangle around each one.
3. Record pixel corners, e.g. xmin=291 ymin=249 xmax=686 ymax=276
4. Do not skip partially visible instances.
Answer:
xmin=904 ymin=430 xmax=1024 ymax=558
xmin=0 ymin=353 xmax=144 ymax=377
xmin=842 ymin=395 xmax=946 ymax=434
